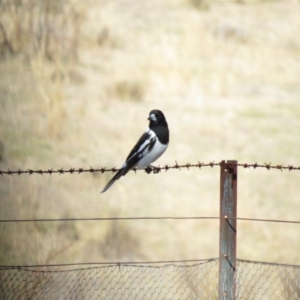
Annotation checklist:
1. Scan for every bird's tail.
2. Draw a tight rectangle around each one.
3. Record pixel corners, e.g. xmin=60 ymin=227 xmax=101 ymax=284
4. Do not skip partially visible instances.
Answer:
xmin=101 ymin=167 xmax=126 ymax=193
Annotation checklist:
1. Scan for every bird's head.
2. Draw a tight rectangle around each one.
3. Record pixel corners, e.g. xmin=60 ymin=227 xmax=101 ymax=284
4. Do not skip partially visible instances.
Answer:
xmin=148 ymin=109 xmax=167 ymax=127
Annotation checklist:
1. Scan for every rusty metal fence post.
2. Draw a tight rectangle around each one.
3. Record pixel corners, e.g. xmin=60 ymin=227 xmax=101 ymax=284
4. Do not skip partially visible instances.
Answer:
xmin=219 ymin=160 xmax=238 ymax=300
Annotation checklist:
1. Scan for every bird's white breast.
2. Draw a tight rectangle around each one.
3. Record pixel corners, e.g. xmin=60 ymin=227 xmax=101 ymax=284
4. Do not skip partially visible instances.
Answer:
xmin=135 ymin=134 xmax=168 ymax=169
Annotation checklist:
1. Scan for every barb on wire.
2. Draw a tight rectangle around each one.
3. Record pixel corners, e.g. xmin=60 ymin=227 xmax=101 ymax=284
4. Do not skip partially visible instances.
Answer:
xmin=0 ymin=161 xmax=300 ymax=176
xmin=0 ymin=161 xmax=219 ymax=176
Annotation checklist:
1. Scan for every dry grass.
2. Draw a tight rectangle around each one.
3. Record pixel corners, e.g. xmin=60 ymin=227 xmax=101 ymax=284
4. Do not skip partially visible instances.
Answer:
xmin=1 ymin=0 xmax=300 ymax=273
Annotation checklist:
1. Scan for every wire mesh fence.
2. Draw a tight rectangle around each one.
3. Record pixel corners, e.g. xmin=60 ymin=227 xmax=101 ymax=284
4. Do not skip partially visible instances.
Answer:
xmin=1 ymin=161 xmax=300 ymax=299
xmin=235 ymin=260 xmax=300 ymax=300
xmin=0 ymin=260 xmax=219 ymax=300
xmin=1 ymin=259 xmax=300 ymax=300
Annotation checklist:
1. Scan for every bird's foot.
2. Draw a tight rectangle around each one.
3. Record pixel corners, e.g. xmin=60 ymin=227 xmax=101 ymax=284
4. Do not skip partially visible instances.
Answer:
xmin=145 ymin=165 xmax=160 ymax=174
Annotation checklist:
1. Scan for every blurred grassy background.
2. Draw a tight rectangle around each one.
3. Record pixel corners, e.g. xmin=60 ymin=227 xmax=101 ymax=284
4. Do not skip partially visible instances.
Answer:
xmin=0 ymin=0 xmax=300 ymax=268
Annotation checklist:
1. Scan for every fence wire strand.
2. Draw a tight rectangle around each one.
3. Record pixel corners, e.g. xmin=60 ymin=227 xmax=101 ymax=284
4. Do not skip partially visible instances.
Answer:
xmin=0 ymin=216 xmax=219 ymax=223
xmin=1 ymin=216 xmax=300 ymax=226
xmin=230 ymin=217 xmax=300 ymax=225
xmin=0 ymin=258 xmax=217 ymax=269
xmin=1 ymin=259 xmax=300 ymax=300
xmin=2 ymin=160 xmax=300 ymax=299
xmin=235 ymin=259 xmax=300 ymax=300
xmin=1 ymin=260 xmax=220 ymax=300
xmin=1 ymin=161 xmax=300 ymax=176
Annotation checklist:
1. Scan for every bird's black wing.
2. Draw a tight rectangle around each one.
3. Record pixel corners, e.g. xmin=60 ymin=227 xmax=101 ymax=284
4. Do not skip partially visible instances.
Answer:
xmin=101 ymin=130 xmax=156 ymax=193
xmin=124 ymin=130 xmax=156 ymax=170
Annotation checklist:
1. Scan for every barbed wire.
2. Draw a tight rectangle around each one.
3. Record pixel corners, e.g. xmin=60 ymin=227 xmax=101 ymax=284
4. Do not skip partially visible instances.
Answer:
xmin=0 ymin=161 xmax=300 ymax=176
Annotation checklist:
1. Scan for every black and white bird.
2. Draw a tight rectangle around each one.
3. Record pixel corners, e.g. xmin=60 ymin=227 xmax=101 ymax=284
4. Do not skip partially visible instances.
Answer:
xmin=101 ymin=109 xmax=169 ymax=193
